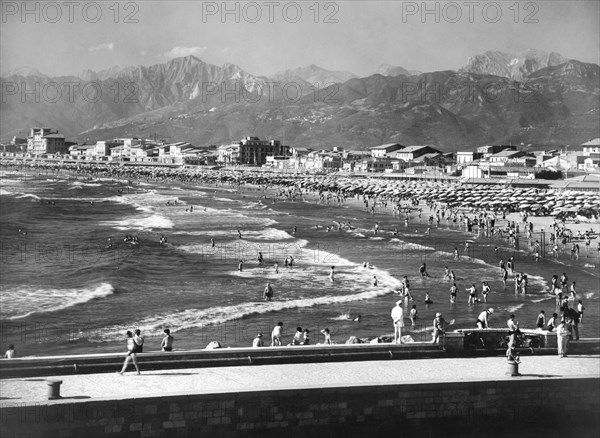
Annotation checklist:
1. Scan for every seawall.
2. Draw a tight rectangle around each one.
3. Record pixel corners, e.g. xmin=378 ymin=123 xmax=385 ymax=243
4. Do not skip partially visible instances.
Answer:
xmin=1 ymin=374 xmax=598 ymax=438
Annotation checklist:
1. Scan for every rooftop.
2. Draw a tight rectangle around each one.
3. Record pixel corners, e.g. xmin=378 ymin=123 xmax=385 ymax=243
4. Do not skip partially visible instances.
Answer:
xmin=582 ymin=138 xmax=600 ymax=146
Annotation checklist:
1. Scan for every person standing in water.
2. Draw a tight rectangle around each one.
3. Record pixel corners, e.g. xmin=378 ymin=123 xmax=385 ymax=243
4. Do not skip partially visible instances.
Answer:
xmin=329 ymin=266 xmax=335 ymax=282
xmin=450 ymin=283 xmax=457 ymax=303
xmin=482 ymin=281 xmax=491 ymax=303
xmin=263 ymin=282 xmax=274 ymax=301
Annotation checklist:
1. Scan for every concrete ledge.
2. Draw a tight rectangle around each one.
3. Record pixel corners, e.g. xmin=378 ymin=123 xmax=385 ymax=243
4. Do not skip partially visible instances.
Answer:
xmin=0 ymin=343 xmax=445 ymax=379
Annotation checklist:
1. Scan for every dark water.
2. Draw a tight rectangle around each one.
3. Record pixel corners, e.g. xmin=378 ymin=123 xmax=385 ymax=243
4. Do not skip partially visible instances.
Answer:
xmin=1 ymin=170 xmax=598 ymax=357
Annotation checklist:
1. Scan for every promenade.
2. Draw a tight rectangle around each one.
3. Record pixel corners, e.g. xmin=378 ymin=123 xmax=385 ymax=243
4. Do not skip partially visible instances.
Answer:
xmin=2 ymin=355 xmax=598 ymax=405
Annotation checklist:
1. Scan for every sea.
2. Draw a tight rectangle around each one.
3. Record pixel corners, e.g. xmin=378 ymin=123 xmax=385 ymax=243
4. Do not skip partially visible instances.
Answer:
xmin=1 ymin=168 xmax=599 ymax=357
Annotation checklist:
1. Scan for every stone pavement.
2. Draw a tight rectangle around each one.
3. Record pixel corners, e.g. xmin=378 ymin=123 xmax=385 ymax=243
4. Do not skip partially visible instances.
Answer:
xmin=1 ymin=355 xmax=598 ymax=406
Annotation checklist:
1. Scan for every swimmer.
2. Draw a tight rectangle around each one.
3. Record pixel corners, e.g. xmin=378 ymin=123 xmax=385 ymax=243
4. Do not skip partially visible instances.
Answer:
xmin=352 ymin=315 xmax=362 ymax=322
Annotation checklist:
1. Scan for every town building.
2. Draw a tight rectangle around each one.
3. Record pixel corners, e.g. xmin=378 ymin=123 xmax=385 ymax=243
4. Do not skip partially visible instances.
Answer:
xmin=582 ymin=138 xmax=600 ymax=155
xmin=27 ymin=128 xmax=67 ymax=155
xmin=95 ymin=140 xmax=124 ymax=157
xmin=456 ymin=151 xmax=483 ymax=164
xmin=476 ymin=145 xmax=517 ymax=159
xmin=217 ymin=137 xmax=288 ymax=165
xmin=391 ymin=145 xmax=442 ymax=162
xmin=370 ymin=143 xmax=404 ymax=158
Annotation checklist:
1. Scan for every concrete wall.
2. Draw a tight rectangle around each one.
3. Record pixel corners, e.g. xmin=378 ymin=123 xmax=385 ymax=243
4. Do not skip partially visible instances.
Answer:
xmin=1 ymin=376 xmax=598 ymax=438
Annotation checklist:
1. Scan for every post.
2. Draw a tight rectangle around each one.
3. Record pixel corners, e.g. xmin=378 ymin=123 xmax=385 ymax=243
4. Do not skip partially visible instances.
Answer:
xmin=506 ymin=360 xmax=520 ymax=376
xmin=46 ymin=379 xmax=63 ymax=400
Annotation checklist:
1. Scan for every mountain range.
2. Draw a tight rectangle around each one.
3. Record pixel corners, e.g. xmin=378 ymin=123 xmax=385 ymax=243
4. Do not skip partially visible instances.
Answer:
xmin=1 ymin=50 xmax=598 ymax=151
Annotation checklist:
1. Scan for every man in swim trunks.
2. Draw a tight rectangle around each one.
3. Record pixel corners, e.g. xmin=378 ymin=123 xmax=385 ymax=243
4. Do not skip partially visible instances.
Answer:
xmin=477 ymin=308 xmax=493 ymax=329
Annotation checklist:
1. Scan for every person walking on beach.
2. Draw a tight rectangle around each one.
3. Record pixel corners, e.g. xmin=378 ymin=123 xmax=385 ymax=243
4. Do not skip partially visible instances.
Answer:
xmin=119 ymin=330 xmax=141 ymax=375
xmin=476 ymin=308 xmax=493 ymax=329
xmin=161 ymin=329 xmax=174 ymax=352
xmin=271 ymin=322 xmax=283 ymax=346
xmin=391 ymin=300 xmax=405 ymax=344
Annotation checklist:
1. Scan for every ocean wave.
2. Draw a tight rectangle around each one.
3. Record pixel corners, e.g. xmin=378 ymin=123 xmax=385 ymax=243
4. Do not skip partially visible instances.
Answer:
xmin=102 ymin=214 xmax=174 ymax=230
xmin=15 ymin=193 xmax=41 ymax=201
xmin=390 ymin=238 xmax=434 ymax=251
xmin=0 ymin=283 xmax=114 ymax=320
xmin=69 ymin=181 xmax=103 ymax=187
xmin=502 ymin=303 xmax=525 ymax=313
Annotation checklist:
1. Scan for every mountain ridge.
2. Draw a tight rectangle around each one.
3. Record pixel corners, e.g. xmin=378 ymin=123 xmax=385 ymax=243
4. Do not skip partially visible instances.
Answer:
xmin=1 ymin=52 xmax=598 ymax=151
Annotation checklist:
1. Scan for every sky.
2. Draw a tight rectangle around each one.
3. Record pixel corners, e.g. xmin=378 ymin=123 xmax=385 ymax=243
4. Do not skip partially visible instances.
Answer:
xmin=1 ymin=0 xmax=599 ymax=77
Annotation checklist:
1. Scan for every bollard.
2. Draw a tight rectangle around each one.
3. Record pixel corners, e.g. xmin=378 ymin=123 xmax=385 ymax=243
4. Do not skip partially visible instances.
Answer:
xmin=47 ymin=379 xmax=63 ymax=400
xmin=506 ymin=360 xmax=520 ymax=376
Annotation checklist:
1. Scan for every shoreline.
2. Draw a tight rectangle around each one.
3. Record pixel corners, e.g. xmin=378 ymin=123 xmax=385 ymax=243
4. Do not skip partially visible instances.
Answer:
xmin=2 ymin=161 xmax=599 ymax=356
